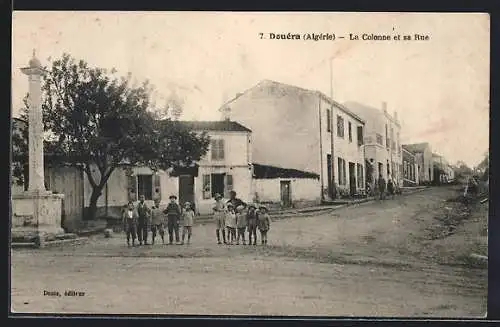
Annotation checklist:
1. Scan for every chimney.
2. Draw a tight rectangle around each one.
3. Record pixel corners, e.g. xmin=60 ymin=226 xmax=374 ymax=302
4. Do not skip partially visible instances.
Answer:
xmin=221 ymin=106 xmax=231 ymax=121
xmin=382 ymin=101 xmax=387 ymax=114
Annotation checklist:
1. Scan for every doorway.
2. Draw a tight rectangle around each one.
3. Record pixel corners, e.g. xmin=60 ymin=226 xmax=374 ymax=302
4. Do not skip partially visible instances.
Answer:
xmin=327 ymin=154 xmax=333 ymax=199
xmin=349 ymin=162 xmax=356 ymax=196
xmin=178 ymin=175 xmax=195 ymax=210
xmin=280 ymin=181 xmax=292 ymax=208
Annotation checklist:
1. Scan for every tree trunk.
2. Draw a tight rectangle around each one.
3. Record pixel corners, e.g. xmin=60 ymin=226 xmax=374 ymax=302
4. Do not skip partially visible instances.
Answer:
xmin=86 ymin=186 xmax=103 ymax=221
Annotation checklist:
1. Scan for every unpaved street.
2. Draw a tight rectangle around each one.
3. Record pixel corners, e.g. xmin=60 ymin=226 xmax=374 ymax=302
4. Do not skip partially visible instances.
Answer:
xmin=11 ymin=186 xmax=487 ymax=317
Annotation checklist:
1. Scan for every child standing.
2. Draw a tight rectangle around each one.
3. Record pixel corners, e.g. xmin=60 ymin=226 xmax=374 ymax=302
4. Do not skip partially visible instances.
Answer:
xmin=246 ymin=203 xmax=258 ymax=245
xmin=181 ymin=202 xmax=195 ymax=245
xmin=213 ymin=193 xmax=227 ymax=244
xmin=257 ymin=205 xmax=271 ymax=245
xmin=163 ymin=195 xmax=181 ymax=245
xmin=235 ymin=205 xmax=247 ymax=245
xmin=122 ymin=201 xmax=138 ymax=247
xmin=225 ymin=203 xmax=237 ymax=244
xmin=150 ymin=198 xmax=165 ymax=245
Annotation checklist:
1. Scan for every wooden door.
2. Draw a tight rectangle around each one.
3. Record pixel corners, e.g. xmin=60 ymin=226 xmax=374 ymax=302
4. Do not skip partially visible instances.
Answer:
xmin=280 ymin=181 xmax=291 ymax=208
xmin=327 ymin=154 xmax=333 ymax=199
xmin=178 ymin=175 xmax=195 ymax=209
xmin=349 ymin=162 xmax=356 ymax=196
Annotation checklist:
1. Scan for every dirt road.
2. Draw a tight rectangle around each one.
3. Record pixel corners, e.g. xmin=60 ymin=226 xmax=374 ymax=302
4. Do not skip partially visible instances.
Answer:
xmin=11 ymin=186 xmax=487 ymax=317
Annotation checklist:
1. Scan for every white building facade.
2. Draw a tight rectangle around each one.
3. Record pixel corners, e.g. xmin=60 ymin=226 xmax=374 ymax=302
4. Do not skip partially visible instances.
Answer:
xmin=220 ymin=80 xmax=366 ymax=204
xmin=343 ymin=101 xmax=403 ymax=188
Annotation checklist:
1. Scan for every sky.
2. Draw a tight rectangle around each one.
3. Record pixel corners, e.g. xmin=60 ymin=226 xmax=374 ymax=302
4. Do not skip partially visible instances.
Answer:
xmin=12 ymin=11 xmax=490 ymax=167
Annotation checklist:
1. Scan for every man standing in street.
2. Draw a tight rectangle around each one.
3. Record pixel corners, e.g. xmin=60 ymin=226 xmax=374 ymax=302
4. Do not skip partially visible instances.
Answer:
xmin=164 ymin=195 xmax=182 ymax=245
xmin=378 ymin=174 xmax=386 ymax=200
xmin=137 ymin=195 xmax=151 ymax=245
xmin=227 ymin=190 xmax=247 ymax=209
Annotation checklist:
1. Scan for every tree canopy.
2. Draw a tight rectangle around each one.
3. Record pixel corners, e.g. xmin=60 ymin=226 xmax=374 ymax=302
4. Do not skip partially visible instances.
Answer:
xmin=12 ymin=53 xmax=210 ymax=219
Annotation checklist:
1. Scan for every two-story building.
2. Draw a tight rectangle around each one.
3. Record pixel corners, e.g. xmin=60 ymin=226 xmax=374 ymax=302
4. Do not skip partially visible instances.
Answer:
xmin=403 ymin=142 xmax=434 ymax=184
xmin=219 ymin=79 xmax=366 ymax=205
xmin=11 ymin=119 xmax=253 ymax=229
xmin=89 ymin=120 xmax=253 ymax=216
xmin=402 ymin=145 xmax=419 ymax=186
xmin=343 ymin=101 xmax=403 ymax=188
xmin=432 ymin=153 xmax=453 ymax=184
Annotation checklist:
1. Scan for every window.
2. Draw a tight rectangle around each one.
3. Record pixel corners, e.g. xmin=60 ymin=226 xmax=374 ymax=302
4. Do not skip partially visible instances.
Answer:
xmin=326 ymin=109 xmax=332 ymax=132
xmin=385 ymin=124 xmax=389 ymax=148
xmin=376 ymin=133 xmax=383 ymax=145
xmin=348 ymin=122 xmax=352 ymax=142
xmin=338 ymin=158 xmax=346 ymax=185
xmin=387 ymin=162 xmax=390 ymax=176
xmin=357 ymin=126 xmax=364 ymax=146
xmin=202 ymin=173 xmax=233 ymax=199
xmin=211 ymin=139 xmax=225 ymax=161
xmin=337 ymin=116 xmax=344 ymax=138
xmin=137 ymin=174 xmax=153 ymax=200
xmin=225 ymin=174 xmax=233 ymax=198
xmin=396 ymin=132 xmax=400 ymax=151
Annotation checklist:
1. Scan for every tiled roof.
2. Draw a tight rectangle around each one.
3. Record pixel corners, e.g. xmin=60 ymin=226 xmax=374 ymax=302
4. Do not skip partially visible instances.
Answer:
xmin=402 ymin=143 xmax=429 ymax=153
xmin=252 ymin=162 xmax=320 ymax=179
xmin=166 ymin=120 xmax=252 ymax=133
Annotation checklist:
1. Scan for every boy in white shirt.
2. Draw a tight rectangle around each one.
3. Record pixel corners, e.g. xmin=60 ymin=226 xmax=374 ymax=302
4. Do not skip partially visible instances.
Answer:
xmin=225 ymin=203 xmax=237 ymax=245
xmin=181 ymin=202 xmax=195 ymax=245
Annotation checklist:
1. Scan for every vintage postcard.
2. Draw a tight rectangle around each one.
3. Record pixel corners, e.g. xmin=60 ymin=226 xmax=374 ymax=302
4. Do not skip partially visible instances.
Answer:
xmin=10 ymin=11 xmax=489 ymax=317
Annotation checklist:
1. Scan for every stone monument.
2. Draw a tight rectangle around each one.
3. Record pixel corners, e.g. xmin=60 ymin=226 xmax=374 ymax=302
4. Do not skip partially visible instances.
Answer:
xmin=11 ymin=50 xmax=65 ymax=247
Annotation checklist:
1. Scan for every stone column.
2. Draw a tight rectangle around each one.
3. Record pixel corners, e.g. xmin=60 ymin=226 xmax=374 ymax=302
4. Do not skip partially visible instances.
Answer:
xmin=12 ymin=50 xmax=66 ymax=246
xmin=20 ymin=50 xmax=47 ymax=193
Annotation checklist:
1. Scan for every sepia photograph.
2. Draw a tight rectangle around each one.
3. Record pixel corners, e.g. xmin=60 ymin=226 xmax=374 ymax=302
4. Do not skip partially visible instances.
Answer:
xmin=10 ymin=11 xmax=489 ymax=317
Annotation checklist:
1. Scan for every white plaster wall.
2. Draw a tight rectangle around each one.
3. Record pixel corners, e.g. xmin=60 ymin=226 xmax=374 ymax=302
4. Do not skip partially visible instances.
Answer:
xmin=253 ymin=178 xmax=320 ymax=203
xmin=225 ymin=81 xmax=321 ymax=174
xmin=198 ymin=131 xmax=251 ymax=167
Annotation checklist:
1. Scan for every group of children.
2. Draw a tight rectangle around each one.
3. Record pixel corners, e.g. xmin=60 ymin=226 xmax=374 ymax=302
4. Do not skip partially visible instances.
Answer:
xmin=122 ymin=191 xmax=271 ymax=247
xmin=122 ymin=194 xmax=195 ymax=247
xmin=213 ymin=193 xmax=270 ymax=245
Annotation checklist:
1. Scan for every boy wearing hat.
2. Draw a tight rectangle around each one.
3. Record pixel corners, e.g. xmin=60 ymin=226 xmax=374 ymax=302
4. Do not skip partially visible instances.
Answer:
xmin=181 ymin=202 xmax=195 ymax=245
xmin=122 ymin=201 xmax=138 ymax=247
xmin=235 ymin=205 xmax=247 ymax=245
xmin=257 ymin=205 xmax=271 ymax=245
xmin=163 ymin=195 xmax=181 ymax=245
xmin=246 ymin=203 xmax=258 ymax=245
xmin=150 ymin=198 xmax=165 ymax=245
xmin=213 ymin=193 xmax=227 ymax=244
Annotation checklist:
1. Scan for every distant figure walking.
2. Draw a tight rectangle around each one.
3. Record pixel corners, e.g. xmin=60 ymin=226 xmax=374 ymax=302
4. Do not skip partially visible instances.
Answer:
xmin=387 ymin=178 xmax=395 ymax=199
xmin=378 ymin=174 xmax=386 ymax=200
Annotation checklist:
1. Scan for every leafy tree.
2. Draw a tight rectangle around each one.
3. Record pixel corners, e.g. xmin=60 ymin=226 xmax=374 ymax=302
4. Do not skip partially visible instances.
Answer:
xmin=13 ymin=54 xmax=210 ymax=220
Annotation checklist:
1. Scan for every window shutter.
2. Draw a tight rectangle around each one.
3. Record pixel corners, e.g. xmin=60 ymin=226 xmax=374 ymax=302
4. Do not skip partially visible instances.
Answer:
xmin=225 ymin=174 xmax=233 ymax=198
xmin=153 ymin=174 xmax=161 ymax=200
xmin=128 ymin=174 xmax=137 ymax=202
xmin=203 ymin=174 xmax=211 ymax=199
xmin=219 ymin=139 xmax=225 ymax=160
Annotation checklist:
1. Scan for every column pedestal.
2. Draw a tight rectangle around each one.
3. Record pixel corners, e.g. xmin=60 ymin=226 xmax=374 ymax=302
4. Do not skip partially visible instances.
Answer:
xmin=11 ymin=191 xmax=66 ymax=247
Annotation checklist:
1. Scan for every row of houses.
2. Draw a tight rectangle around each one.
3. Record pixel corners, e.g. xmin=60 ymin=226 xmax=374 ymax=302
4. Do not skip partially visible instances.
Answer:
xmin=10 ymin=79 xmax=455 ymax=231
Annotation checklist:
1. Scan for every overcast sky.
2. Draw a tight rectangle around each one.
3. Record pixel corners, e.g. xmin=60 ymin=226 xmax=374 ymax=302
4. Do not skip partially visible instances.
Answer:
xmin=12 ymin=11 xmax=489 ymax=167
